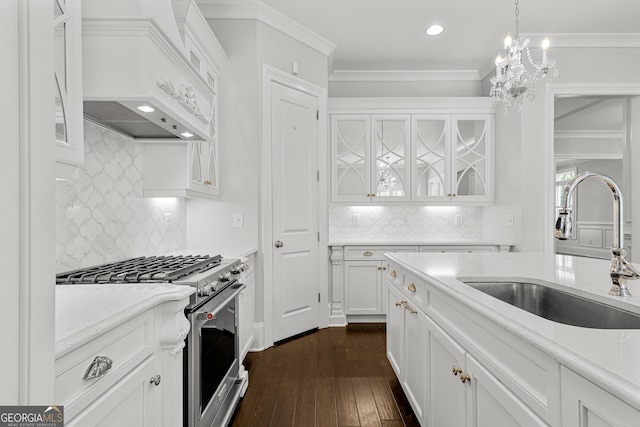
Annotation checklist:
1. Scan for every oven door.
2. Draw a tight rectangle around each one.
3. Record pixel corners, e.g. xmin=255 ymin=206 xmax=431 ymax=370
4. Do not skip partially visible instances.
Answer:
xmin=185 ymin=282 xmax=245 ymax=427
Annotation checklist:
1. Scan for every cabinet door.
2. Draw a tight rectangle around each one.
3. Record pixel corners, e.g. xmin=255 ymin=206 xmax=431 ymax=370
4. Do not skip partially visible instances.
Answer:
xmin=203 ymin=139 xmax=219 ymax=195
xmin=344 ymin=261 xmax=382 ymax=314
xmin=426 ymin=315 xmax=466 ymax=427
xmin=403 ymin=302 xmax=427 ymax=423
xmin=54 ymin=0 xmax=84 ymax=179
xmin=466 ymin=355 xmax=546 ymax=427
xmin=239 ymin=273 xmax=255 ymax=362
xmin=371 ymin=115 xmax=410 ymax=201
xmin=331 ymin=115 xmax=371 ymax=202
xmin=561 ymin=367 xmax=640 ymax=427
xmin=190 ymin=142 xmax=205 ymax=191
xmin=411 ymin=115 xmax=451 ymax=202
xmin=67 ymin=357 xmax=157 ymax=427
xmin=386 ymin=284 xmax=405 ymax=378
xmin=451 ymin=115 xmax=492 ymax=202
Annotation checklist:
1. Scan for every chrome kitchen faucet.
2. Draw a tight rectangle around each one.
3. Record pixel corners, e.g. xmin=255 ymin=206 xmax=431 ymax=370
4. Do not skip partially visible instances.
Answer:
xmin=554 ymin=171 xmax=639 ymax=297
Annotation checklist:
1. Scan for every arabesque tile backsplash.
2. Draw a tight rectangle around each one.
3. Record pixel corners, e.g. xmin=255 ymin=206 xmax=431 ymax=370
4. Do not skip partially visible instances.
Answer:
xmin=56 ymin=121 xmax=186 ymax=272
xmin=329 ymin=206 xmax=482 ymax=240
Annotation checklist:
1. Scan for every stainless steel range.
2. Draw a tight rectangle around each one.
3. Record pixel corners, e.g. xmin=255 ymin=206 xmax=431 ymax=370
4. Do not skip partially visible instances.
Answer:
xmin=56 ymin=254 xmax=248 ymax=427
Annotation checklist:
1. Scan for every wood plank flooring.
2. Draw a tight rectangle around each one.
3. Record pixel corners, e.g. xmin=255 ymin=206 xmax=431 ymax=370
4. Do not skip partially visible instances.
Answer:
xmin=230 ymin=323 xmax=420 ymax=427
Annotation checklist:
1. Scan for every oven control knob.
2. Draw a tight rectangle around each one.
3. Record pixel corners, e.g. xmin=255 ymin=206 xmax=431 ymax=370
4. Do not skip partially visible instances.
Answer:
xmin=198 ymin=282 xmax=213 ymax=297
xmin=231 ymin=264 xmax=244 ymax=275
xmin=219 ymin=272 xmax=231 ymax=282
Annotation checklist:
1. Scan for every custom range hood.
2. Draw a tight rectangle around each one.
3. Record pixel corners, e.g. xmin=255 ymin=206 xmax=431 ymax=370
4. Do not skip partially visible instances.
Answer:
xmin=82 ymin=0 xmax=222 ymax=142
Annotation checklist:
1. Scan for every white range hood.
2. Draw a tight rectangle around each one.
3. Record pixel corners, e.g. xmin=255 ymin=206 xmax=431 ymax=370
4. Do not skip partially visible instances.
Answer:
xmin=82 ymin=0 xmax=223 ymax=142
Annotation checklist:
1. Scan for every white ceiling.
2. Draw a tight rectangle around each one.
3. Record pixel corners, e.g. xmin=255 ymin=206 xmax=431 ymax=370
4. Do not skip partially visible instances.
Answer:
xmin=258 ymin=0 xmax=640 ymax=73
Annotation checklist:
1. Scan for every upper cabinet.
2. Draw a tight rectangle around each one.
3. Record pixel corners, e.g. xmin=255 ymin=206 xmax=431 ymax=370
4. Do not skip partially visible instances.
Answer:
xmin=329 ymin=98 xmax=494 ymax=205
xmin=54 ymin=0 xmax=84 ymax=180
xmin=331 ymin=115 xmax=410 ymax=202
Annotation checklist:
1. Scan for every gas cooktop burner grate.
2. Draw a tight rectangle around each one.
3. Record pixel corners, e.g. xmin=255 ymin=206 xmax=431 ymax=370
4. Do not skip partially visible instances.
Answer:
xmin=56 ymin=254 xmax=223 ymax=284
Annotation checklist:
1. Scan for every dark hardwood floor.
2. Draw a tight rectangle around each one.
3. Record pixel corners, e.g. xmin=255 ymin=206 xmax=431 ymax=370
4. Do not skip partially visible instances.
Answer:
xmin=230 ymin=323 xmax=420 ymax=427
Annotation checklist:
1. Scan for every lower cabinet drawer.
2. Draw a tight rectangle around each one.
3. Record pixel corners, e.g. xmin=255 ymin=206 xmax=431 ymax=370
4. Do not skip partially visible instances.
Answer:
xmin=345 ymin=246 xmax=419 ymax=260
xmin=55 ymin=310 xmax=154 ymax=418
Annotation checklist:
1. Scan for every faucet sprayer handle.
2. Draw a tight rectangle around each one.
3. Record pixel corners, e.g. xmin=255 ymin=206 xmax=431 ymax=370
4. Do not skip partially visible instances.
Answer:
xmin=554 ymin=209 xmax=573 ymax=240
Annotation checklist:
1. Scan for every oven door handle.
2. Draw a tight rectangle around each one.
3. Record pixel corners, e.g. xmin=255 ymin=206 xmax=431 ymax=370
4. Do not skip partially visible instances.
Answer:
xmin=193 ymin=283 xmax=245 ymax=320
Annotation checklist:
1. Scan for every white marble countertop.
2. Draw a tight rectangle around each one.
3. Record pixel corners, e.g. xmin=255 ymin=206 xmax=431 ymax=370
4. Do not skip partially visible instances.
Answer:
xmin=166 ymin=247 xmax=258 ymax=261
xmin=329 ymin=239 xmax=511 ymax=247
xmin=55 ymin=284 xmax=195 ymax=358
xmin=384 ymin=251 xmax=640 ymax=410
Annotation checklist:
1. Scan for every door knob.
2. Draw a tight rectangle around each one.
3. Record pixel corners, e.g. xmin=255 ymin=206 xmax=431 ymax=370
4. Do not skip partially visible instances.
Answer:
xmin=275 ymin=240 xmax=284 ymax=248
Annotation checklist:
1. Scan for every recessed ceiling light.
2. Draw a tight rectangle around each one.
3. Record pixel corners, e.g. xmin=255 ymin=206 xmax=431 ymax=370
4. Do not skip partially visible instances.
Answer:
xmin=426 ymin=24 xmax=444 ymax=36
xmin=181 ymin=132 xmax=194 ymax=138
xmin=137 ymin=105 xmax=155 ymax=113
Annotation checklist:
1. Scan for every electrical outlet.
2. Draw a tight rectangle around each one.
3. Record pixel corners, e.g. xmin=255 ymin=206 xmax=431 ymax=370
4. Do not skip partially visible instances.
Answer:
xmin=164 ymin=213 xmax=172 ymax=225
xmin=506 ymin=214 xmax=514 ymax=227
xmin=233 ymin=213 xmax=244 ymax=228
xmin=455 ymin=214 xmax=463 ymax=226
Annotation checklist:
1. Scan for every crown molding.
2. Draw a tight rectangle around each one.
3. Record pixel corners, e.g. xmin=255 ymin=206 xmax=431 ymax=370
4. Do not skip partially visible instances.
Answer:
xmin=521 ymin=33 xmax=640 ymax=48
xmin=329 ymin=69 xmax=481 ymax=82
xmin=195 ymin=0 xmax=337 ymax=56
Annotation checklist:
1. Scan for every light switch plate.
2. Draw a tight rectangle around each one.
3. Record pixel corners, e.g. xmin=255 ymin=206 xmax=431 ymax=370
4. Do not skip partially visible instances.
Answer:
xmin=506 ymin=214 xmax=514 ymax=227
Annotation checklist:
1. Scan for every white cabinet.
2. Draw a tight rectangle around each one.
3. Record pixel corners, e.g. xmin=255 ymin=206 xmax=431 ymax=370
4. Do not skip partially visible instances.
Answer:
xmin=54 ymin=0 xmax=84 ymax=179
xmin=412 ymin=114 xmax=492 ymax=203
xmin=561 ymin=367 xmax=640 ymax=427
xmin=331 ymin=115 xmax=410 ymax=202
xmin=66 ymin=357 xmax=157 ymax=426
xmin=142 ymin=140 xmax=219 ymax=199
xmin=238 ymin=254 xmax=255 ymax=362
xmin=386 ymin=263 xmax=550 ymax=427
xmin=344 ymin=260 xmax=384 ymax=314
xmin=329 ymin=98 xmax=494 ymax=204
xmin=56 ymin=299 xmax=190 ymax=426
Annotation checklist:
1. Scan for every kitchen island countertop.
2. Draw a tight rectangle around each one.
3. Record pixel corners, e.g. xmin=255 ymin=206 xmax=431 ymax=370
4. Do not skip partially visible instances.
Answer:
xmin=55 ymin=284 xmax=195 ymax=358
xmin=385 ymin=251 xmax=640 ymax=410
xmin=328 ymin=239 xmax=511 ymax=247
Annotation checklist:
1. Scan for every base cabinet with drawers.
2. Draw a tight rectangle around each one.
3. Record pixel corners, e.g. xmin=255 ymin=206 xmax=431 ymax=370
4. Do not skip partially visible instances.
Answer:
xmin=386 ymin=258 xmax=640 ymax=427
xmin=55 ymin=295 xmax=191 ymax=426
xmin=238 ymin=252 xmax=256 ymax=362
xmin=329 ymin=243 xmax=510 ymax=325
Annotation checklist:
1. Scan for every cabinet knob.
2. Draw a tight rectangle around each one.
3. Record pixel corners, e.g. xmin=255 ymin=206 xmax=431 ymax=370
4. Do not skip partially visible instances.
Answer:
xmin=378 ymin=266 xmax=382 ymax=270
xmin=407 ymin=283 xmax=416 ymax=292
xmin=83 ymin=356 xmax=113 ymax=380
xmin=460 ymin=374 xmax=471 ymax=384
xmin=150 ymin=375 xmax=162 ymax=386
xmin=363 ymin=251 xmax=373 ymax=257
xmin=275 ymin=240 xmax=284 ymax=248
xmin=451 ymin=365 xmax=462 ymax=376
xmin=382 ymin=266 xmax=387 ymax=270
xmin=390 ymin=270 xmax=397 ymax=278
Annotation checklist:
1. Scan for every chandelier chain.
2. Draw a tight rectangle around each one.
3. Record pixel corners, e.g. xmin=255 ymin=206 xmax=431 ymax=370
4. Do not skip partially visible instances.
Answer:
xmin=514 ymin=0 xmax=520 ymax=38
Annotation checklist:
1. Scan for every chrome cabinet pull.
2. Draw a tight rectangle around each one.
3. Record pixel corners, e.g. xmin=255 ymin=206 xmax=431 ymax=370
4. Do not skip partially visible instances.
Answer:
xmin=363 ymin=251 xmax=373 ymax=256
xmin=275 ymin=240 xmax=284 ymax=248
xmin=83 ymin=356 xmax=113 ymax=380
xmin=150 ymin=375 xmax=162 ymax=386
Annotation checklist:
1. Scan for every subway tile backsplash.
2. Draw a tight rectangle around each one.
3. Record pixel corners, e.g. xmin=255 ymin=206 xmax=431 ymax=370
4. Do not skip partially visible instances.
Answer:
xmin=55 ymin=121 xmax=186 ymax=272
xmin=329 ymin=205 xmax=482 ymax=240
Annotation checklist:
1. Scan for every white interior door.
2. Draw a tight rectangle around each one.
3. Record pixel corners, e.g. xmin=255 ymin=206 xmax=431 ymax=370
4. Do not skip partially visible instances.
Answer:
xmin=271 ymin=81 xmax=319 ymax=342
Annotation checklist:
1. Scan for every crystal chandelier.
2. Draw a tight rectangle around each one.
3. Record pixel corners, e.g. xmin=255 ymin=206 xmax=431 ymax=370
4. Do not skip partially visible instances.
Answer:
xmin=490 ymin=0 xmax=558 ymax=112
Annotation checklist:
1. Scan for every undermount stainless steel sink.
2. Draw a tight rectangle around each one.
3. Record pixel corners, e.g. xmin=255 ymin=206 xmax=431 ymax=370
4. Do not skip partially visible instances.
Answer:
xmin=462 ymin=281 xmax=640 ymax=329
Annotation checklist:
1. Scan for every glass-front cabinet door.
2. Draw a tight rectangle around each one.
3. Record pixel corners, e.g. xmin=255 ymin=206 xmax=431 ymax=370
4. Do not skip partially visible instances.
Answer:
xmin=411 ymin=115 xmax=451 ymax=202
xmin=331 ymin=115 xmax=371 ymax=202
xmin=54 ymin=0 xmax=83 ymax=179
xmin=452 ymin=115 xmax=491 ymax=202
xmin=371 ymin=115 xmax=410 ymax=201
